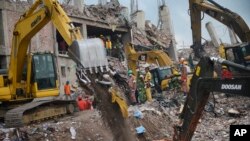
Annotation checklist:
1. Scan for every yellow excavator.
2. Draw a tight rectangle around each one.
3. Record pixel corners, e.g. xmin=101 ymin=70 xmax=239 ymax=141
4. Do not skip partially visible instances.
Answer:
xmin=124 ymin=43 xmax=177 ymax=93
xmin=173 ymin=0 xmax=250 ymax=141
xmin=0 ymin=0 xmax=127 ymax=128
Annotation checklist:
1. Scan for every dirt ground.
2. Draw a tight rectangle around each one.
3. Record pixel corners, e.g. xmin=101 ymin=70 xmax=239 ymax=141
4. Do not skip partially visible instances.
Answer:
xmin=1 ymin=92 xmax=250 ymax=141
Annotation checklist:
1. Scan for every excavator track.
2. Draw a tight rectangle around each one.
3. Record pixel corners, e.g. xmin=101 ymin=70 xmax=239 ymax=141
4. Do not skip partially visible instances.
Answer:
xmin=4 ymin=99 xmax=75 ymax=128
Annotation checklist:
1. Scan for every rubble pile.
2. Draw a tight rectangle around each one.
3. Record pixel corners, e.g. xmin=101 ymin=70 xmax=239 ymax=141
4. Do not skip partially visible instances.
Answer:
xmin=133 ymin=22 xmax=173 ymax=49
xmin=1 ymin=92 xmax=249 ymax=140
xmin=193 ymin=94 xmax=250 ymax=141
xmin=62 ymin=2 xmax=127 ymax=26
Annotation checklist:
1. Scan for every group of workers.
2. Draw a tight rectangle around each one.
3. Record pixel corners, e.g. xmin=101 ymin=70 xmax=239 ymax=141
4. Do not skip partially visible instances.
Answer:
xmin=179 ymin=57 xmax=233 ymax=95
xmin=64 ymin=81 xmax=93 ymax=111
xmin=127 ymin=67 xmax=153 ymax=105
xmin=63 ymin=56 xmax=233 ymax=110
xmin=100 ymin=35 xmax=125 ymax=61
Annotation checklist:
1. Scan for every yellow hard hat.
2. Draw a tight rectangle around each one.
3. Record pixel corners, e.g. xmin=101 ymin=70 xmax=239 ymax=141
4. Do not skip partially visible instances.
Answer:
xmin=222 ymin=65 xmax=227 ymax=69
xmin=173 ymin=71 xmax=179 ymax=75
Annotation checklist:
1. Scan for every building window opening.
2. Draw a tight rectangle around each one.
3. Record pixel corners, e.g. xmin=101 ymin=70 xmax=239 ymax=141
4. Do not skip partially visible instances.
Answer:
xmin=56 ymin=22 xmax=82 ymax=55
xmin=56 ymin=30 xmax=68 ymax=55
xmin=0 ymin=55 xmax=7 ymax=69
xmin=61 ymin=66 xmax=66 ymax=77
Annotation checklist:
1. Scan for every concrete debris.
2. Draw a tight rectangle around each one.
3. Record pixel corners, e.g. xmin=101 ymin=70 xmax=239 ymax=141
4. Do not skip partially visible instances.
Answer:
xmin=132 ymin=22 xmax=173 ymax=49
xmin=70 ymin=127 xmax=76 ymax=140
xmin=0 ymin=92 xmax=249 ymax=141
xmin=228 ymin=108 xmax=240 ymax=116
xmin=62 ymin=2 xmax=127 ymax=26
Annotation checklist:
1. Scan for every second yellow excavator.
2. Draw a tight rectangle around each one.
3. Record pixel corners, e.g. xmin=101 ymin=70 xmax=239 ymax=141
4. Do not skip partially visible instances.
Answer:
xmin=124 ymin=43 xmax=178 ymax=93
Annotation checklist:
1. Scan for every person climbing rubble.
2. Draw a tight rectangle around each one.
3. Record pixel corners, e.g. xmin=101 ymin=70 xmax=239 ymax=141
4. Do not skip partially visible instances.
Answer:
xmin=144 ymin=67 xmax=152 ymax=102
xmin=180 ymin=59 xmax=188 ymax=96
xmin=127 ymin=70 xmax=137 ymax=105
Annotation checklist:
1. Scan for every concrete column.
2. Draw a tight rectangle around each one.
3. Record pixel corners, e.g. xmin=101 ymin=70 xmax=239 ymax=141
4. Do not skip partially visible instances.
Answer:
xmin=167 ymin=39 xmax=178 ymax=61
xmin=131 ymin=10 xmax=145 ymax=30
xmin=120 ymin=7 xmax=129 ymax=21
xmin=159 ymin=5 xmax=172 ymax=35
xmin=73 ymin=0 xmax=84 ymax=12
xmin=228 ymin=27 xmax=238 ymax=45
xmin=81 ymin=24 xmax=87 ymax=39
xmin=2 ymin=9 xmax=10 ymax=68
xmin=206 ymin=22 xmax=220 ymax=47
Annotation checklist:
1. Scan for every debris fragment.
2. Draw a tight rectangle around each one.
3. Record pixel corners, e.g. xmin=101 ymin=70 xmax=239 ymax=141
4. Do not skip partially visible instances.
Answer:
xmin=70 ymin=127 xmax=76 ymax=140
xmin=228 ymin=108 xmax=240 ymax=116
xmin=136 ymin=126 xmax=146 ymax=134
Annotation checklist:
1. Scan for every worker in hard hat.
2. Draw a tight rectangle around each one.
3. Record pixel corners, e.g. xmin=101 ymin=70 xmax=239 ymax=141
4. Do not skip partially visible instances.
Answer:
xmin=64 ymin=81 xmax=72 ymax=100
xmin=136 ymin=71 xmax=146 ymax=104
xmin=106 ymin=38 xmax=112 ymax=56
xmin=221 ymin=65 xmax=232 ymax=79
xmin=127 ymin=70 xmax=137 ymax=104
xmin=144 ymin=67 xmax=152 ymax=102
xmin=180 ymin=59 xmax=188 ymax=95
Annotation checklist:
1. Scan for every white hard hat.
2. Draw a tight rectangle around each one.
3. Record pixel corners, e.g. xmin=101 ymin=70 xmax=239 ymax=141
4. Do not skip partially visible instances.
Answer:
xmin=103 ymin=74 xmax=110 ymax=79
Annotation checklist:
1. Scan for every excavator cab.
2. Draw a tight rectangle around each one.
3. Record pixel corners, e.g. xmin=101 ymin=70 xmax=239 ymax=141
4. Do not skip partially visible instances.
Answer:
xmin=224 ymin=43 xmax=250 ymax=70
xmin=150 ymin=66 xmax=173 ymax=93
xmin=32 ymin=53 xmax=57 ymax=90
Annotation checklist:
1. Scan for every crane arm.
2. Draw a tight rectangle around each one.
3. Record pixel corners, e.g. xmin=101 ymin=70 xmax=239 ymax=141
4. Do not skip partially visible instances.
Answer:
xmin=8 ymin=0 xmax=87 ymax=94
xmin=189 ymin=0 xmax=250 ymax=58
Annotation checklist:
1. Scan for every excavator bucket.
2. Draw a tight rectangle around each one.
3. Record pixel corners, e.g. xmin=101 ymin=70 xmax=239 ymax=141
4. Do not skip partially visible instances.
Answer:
xmin=68 ymin=38 xmax=109 ymax=73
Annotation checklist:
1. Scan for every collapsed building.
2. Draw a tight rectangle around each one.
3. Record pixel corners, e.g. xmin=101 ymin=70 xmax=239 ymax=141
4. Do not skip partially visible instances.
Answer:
xmin=0 ymin=0 xmax=177 ymax=94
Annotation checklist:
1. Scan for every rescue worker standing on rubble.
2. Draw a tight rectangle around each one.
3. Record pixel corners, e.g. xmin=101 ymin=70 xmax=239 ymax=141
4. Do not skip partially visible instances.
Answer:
xmin=127 ymin=70 xmax=137 ymax=105
xmin=144 ymin=67 xmax=152 ymax=102
xmin=64 ymin=81 xmax=72 ymax=100
xmin=136 ymin=72 xmax=146 ymax=103
xmin=180 ymin=59 xmax=188 ymax=96
xmin=106 ymin=37 xmax=112 ymax=56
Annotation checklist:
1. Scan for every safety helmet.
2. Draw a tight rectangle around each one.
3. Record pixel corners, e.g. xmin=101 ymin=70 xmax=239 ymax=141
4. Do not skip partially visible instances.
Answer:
xmin=222 ymin=65 xmax=227 ymax=69
xmin=173 ymin=71 xmax=179 ymax=76
xmin=180 ymin=57 xmax=185 ymax=61
xmin=128 ymin=69 xmax=133 ymax=75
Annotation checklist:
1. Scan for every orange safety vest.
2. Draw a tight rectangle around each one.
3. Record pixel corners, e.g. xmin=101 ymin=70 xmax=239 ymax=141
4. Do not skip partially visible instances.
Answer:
xmin=64 ymin=84 xmax=71 ymax=95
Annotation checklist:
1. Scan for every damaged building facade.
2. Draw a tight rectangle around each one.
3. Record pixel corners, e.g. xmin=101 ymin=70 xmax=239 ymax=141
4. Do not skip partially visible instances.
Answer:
xmin=0 ymin=0 xmax=177 ymax=94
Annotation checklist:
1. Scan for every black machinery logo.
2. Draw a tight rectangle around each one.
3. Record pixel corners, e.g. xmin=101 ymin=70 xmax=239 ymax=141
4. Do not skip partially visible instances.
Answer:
xmin=31 ymin=15 xmax=42 ymax=27
xmin=221 ymin=84 xmax=242 ymax=90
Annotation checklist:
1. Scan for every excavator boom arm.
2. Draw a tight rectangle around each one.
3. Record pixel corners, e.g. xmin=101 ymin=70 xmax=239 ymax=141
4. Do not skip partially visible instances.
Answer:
xmin=8 ymin=0 xmax=83 ymax=94
xmin=189 ymin=0 xmax=250 ymax=57
xmin=174 ymin=57 xmax=250 ymax=141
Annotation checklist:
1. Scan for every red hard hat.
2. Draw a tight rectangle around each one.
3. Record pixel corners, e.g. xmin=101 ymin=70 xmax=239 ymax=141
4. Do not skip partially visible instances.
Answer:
xmin=78 ymin=96 xmax=82 ymax=100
